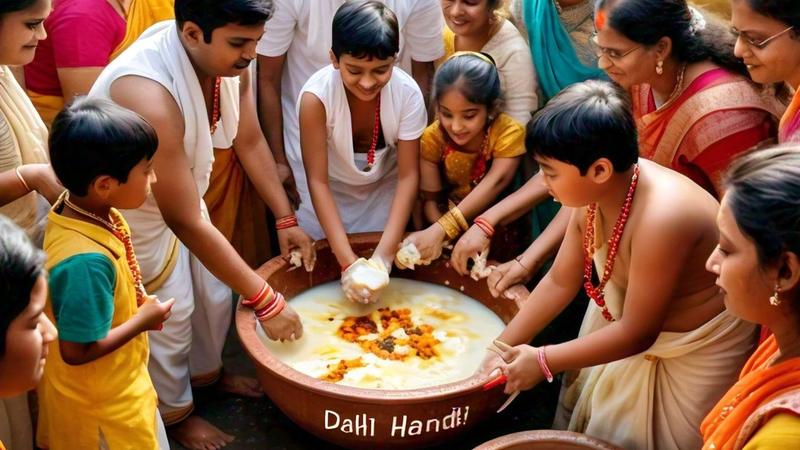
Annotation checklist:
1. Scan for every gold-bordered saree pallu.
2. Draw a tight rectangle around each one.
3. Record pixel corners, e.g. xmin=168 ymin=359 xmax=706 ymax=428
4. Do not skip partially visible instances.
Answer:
xmin=632 ymin=68 xmax=782 ymax=196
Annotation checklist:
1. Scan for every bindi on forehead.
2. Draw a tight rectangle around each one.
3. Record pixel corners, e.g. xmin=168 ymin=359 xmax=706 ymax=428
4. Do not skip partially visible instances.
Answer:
xmin=595 ymin=9 xmax=607 ymax=31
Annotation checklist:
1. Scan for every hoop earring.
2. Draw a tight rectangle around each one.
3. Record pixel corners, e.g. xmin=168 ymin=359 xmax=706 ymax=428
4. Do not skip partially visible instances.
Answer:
xmin=656 ymin=60 xmax=664 ymax=75
xmin=769 ymin=287 xmax=782 ymax=306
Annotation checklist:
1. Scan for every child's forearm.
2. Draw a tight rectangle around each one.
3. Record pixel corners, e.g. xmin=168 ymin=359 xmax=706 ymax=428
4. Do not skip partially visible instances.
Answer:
xmin=309 ymin=180 xmax=357 ymax=267
xmin=544 ymin=319 xmax=660 ymax=375
xmin=483 ymin=173 xmax=550 ymax=226
xmin=59 ymin=317 xmax=145 ymax=365
xmin=455 ymin=159 xmax=519 ymax=220
xmin=518 ymin=208 xmax=570 ymax=269
xmin=374 ymin=170 xmax=419 ymax=262
xmin=496 ymin=271 xmax=581 ymax=345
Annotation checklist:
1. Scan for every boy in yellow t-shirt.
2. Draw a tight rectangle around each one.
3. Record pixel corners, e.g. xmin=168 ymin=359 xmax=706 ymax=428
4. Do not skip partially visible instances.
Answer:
xmin=37 ymin=98 xmax=174 ymax=450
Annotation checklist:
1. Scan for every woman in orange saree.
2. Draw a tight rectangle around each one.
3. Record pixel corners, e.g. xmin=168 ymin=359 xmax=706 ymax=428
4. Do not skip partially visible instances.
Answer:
xmin=702 ymin=147 xmax=800 ymax=450
xmin=730 ymin=0 xmax=800 ymax=144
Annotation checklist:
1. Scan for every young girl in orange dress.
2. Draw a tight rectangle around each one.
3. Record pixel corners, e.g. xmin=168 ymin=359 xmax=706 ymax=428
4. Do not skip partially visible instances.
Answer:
xmin=398 ymin=52 xmax=524 ymax=269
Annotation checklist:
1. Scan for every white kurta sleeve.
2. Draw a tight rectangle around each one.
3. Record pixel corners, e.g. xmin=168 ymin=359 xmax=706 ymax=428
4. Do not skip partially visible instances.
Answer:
xmin=256 ymin=0 xmax=300 ymax=56
xmin=404 ymin=0 xmax=446 ymax=63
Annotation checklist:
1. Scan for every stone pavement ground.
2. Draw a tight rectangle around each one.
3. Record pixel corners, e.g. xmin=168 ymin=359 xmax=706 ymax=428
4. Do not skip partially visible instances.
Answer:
xmin=169 ymin=294 xmax=588 ymax=450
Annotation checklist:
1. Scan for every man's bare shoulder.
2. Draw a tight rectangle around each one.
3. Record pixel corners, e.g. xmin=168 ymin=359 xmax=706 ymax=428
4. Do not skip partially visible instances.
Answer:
xmin=109 ymin=75 xmax=183 ymax=130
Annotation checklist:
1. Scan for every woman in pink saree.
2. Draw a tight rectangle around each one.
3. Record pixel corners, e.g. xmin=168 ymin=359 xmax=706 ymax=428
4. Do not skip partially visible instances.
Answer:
xmin=595 ymin=0 xmax=782 ymax=196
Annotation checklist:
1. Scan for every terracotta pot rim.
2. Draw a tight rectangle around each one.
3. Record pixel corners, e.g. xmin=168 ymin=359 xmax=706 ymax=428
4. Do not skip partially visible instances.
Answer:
xmin=235 ymin=232 xmax=502 ymax=403
xmin=474 ymin=430 xmax=624 ymax=450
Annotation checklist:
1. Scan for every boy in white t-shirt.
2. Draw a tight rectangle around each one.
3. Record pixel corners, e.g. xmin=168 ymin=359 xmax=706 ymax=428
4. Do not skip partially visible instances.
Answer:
xmin=298 ymin=1 xmax=427 ymax=303
xmin=256 ymin=0 xmax=443 ymax=205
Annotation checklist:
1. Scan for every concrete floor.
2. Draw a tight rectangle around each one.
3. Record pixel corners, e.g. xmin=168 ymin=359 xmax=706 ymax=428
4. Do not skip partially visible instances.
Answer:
xmin=168 ymin=293 xmax=587 ymax=450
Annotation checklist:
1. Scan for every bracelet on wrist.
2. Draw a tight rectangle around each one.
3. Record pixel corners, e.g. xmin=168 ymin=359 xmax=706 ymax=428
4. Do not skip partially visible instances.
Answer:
xmin=538 ymin=345 xmax=554 ymax=383
xmin=473 ymin=217 xmax=495 ymax=238
xmin=14 ymin=166 xmax=31 ymax=193
xmin=276 ymin=214 xmax=298 ymax=230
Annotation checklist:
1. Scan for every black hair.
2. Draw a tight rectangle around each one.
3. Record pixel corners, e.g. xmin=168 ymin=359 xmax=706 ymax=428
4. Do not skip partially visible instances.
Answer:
xmin=0 ymin=0 xmax=38 ymax=17
xmin=725 ymin=146 xmax=800 ymax=319
xmin=175 ymin=0 xmax=274 ymax=43
xmin=743 ymin=0 xmax=800 ymax=32
xmin=0 ymin=215 xmax=45 ymax=358
xmin=433 ymin=53 xmax=502 ymax=114
xmin=597 ymin=0 xmax=748 ymax=76
xmin=527 ymin=80 xmax=638 ymax=174
xmin=331 ymin=1 xmax=399 ymax=60
xmin=49 ymin=97 xmax=158 ymax=197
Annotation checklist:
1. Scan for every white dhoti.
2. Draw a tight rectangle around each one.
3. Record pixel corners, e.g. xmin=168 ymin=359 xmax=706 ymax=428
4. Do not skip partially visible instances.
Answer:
xmin=554 ymin=248 xmax=757 ymax=450
xmin=146 ymin=244 xmax=231 ymax=424
xmin=89 ymin=21 xmax=241 ymax=424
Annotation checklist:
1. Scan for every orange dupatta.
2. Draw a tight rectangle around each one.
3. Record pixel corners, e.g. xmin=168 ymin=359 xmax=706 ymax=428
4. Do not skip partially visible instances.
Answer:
xmin=779 ymin=88 xmax=800 ymax=143
xmin=701 ymin=334 xmax=800 ymax=450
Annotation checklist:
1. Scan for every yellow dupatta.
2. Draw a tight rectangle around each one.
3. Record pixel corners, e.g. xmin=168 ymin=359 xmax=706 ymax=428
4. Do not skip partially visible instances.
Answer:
xmin=109 ymin=0 xmax=174 ymax=60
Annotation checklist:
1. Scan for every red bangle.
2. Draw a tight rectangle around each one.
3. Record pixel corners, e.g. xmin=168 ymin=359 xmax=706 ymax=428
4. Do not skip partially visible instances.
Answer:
xmin=474 ymin=217 xmax=495 ymax=238
xmin=242 ymin=281 xmax=268 ymax=307
xmin=276 ymin=215 xmax=298 ymax=230
xmin=255 ymin=293 xmax=286 ymax=322
xmin=537 ymin=346 xmax=554 ymax=383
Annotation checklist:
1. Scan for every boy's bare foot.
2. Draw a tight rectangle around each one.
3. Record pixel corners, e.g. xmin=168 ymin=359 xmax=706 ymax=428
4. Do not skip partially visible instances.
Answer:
xmin=169 ymin=416 xmax=234 ymax=450
xmin=217 ymin=372 xmax=263 ymax=398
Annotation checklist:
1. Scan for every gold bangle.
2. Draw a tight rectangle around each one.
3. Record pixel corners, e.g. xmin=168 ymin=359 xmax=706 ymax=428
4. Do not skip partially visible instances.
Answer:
xmin=436 ymin=212 xmax=461 ymax=240
xmin=449 ymin=206 xmax=469 ymax=232
xmin=14 ymin=166 xmax=30 ymax=193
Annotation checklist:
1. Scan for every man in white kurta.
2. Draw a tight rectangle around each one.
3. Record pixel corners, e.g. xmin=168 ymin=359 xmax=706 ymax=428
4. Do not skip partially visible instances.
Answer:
xmin=88 ymin=6 xmax=311 ymax=446
xmin=256 ymin=0 xmax=443 ymax=208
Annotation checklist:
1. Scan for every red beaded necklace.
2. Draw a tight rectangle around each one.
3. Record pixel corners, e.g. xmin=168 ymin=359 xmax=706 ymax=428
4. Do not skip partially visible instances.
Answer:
xmin=63 ymin=193 xmax=147 ymax=307
xmin=209 ymin=76 xmax=222 ymax=134
xmin=364 ymin=96 xmax=381 ymax=172
xmin=583 ymin=164 xmax=640 ymax=322
xmin=442 ymin=126 xmax=492 ymax=186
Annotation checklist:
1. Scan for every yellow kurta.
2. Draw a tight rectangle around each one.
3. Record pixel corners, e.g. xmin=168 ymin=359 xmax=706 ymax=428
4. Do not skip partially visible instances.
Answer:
xmin=421 ymin=113 xmax=525 ymax=202
xmin=37 ymin=205 xmax=158 ymax=450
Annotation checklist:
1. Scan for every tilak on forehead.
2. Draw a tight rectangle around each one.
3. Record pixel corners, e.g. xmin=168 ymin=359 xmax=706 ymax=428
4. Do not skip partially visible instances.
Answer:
xmin=595 ymin=8 xmax=607 ymax=31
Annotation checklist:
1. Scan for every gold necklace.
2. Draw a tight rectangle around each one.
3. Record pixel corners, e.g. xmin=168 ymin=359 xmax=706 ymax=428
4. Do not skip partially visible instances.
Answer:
xmin=660 ymin=63 xmax=687 ymax=109
xmin=64 ymin=192 xmax=116 ymax=231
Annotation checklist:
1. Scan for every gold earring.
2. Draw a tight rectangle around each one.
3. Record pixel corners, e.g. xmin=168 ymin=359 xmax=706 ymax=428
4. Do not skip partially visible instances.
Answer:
xmin=769 ymin=288 xmax=782 ymax=306
xmin=656 ymin=60 xmax=664 ymax=75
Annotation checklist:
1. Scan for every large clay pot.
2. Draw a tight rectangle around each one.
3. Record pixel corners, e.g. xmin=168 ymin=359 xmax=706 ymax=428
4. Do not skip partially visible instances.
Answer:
xmin=475 ymin=430 xmax=623 ymax=450
xmin=236 ymin=233 xmax=526 ymax=449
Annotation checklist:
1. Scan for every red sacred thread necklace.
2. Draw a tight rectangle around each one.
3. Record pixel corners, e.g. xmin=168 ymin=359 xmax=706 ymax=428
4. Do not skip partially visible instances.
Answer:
xmin=63 ymin=193 xmax=147 ymax=307
xmin=582 ymin=164 xmax=640 ymax=322
xmin=210 ymin=76 xmax=222 ymax=134
xmin=364 ymin=96 xmax=381 ymax=172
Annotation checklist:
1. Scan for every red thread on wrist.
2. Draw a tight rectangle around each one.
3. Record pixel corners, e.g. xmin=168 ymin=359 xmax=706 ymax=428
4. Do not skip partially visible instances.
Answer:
xmin=538 ymin=346 xmax=554 ymax=383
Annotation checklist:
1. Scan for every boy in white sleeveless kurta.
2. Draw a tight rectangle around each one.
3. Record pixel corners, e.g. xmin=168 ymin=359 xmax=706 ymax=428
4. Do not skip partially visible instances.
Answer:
xmin=256 ymin=0 xmax=443 ymax=206
xmin=297 ymin=2 xmax=426 ymax=304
